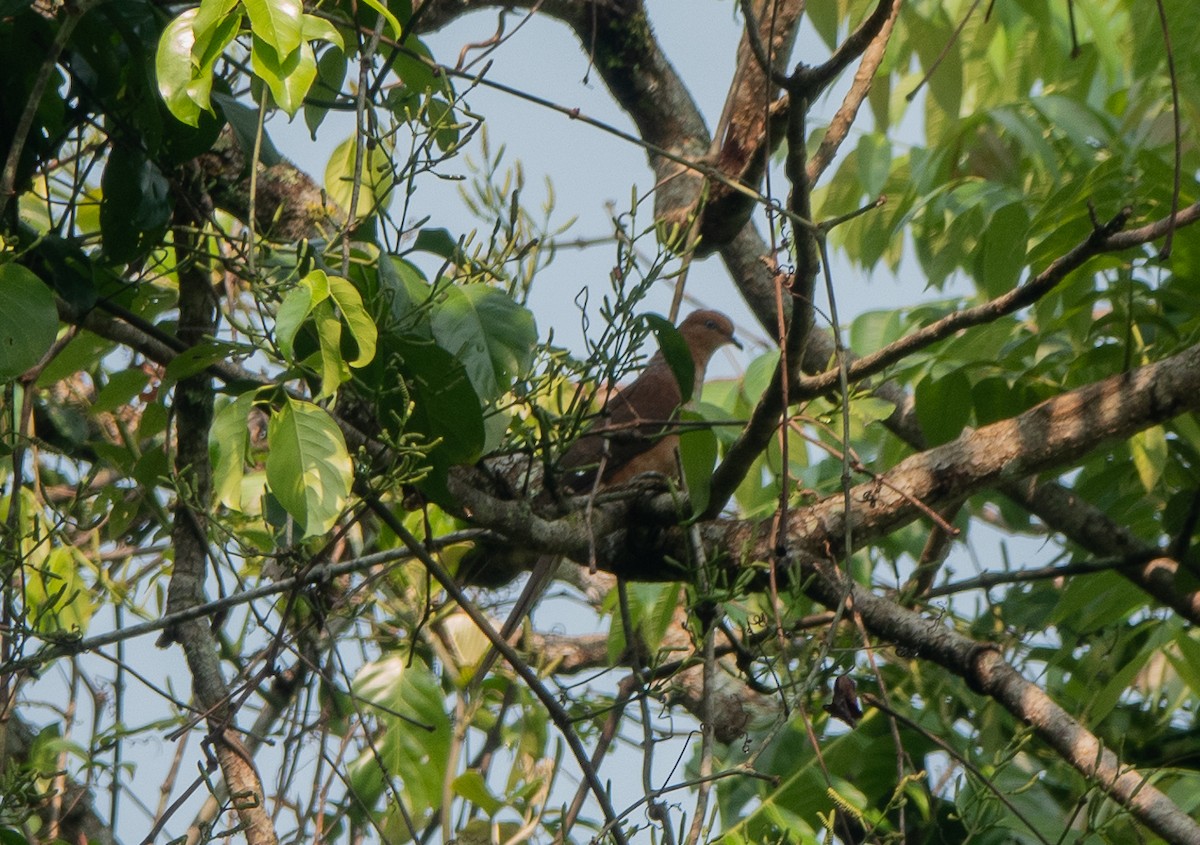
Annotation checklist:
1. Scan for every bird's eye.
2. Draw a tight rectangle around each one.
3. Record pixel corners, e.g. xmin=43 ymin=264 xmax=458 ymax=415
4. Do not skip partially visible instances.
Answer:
xmin=706 ymin=319 xmax=717 ymax=330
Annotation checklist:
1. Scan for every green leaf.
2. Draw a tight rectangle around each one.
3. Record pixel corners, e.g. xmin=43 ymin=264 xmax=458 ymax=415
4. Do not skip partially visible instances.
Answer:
xmin=266 ymin=397 xmax=351 ymax=537
xmin=0 ymin=827 xmax=31 ymax=845
xmin=348 ymin=655 xmax=450 ymax=821
xmin=806 ymin=0 xmax=840 ymax=50
xmin=213 ymin=93 xmax=283 ymax=166
xmin=251 ymin=36 xmax=317 ymax=117
xmin=607 ymin=583 xmax=682 ymax=663
xmin=100 ymin=146 xmax=172 ymax=264
xmin=644 ymin=313 xmax=695 ymax=402
xmin=357 ymin=0 xmax=404 ymax=39
xmin=210 ymin=390 xmax=258 ymax=510
xmin=1130 ymin=425 xmax=1168 ymax=493
xmin=386 ymin=38 xmax=451 ymax=118
xmin=378 ymin=256 xmax=432 ymax=328
xmin=300 ymin=12 xmax=344 ymax=52
xmin=275 ymin=273 xmax=321 ymax=361
xmin=971 ymin=376 xmax=1018 ymax=426
xmin=324 ymin=134 xmax=395 ymax=218
xmin=191 ymin=0 xmax=241 ymax=101
xmin=1170 ymin=631 xmax=1200 ymax=699
xmin=276 ymin=270 xmax=375 ymax=396
xmin=742 ymin=350 xmax=780 ymax=402
xmin=679 ymin=408 xmax=718 ymax=517
xmin=326 ymin=273 xmax=377 ymax=368
xmin=156 ymin=10 xmax=204 ymax=126
xmin=1084 ymin=636 xmax=1152 ymax=724
xmin=243 ymin=0 xmax=303 ymax=57
xmin=305 ymin=45 xmax=347 ymax=138
xmin=162 ymin=338 xmax=250 ymax=388
xmin=452 ymin=772 xmax=503 ymax=816
xmin=856 ymin=133 xmax=892 ymax=199
xmin=91 ymin=369 xmax=150 ymax=415
xmin=850 ymin=308 xmax=903 ymax=354
xmin=393 ymin=335 xmax=485 ymax=466
xmin=914 ymin=368 xmax=971 ymax=445
xmin=976 ymin=202 xmax=1030 ymax=298
xmin=0 ymin=264 xmax=58 ymax=380
xmin=847 ymin=395 xmax=896 ymax=440
xmin=26 ymin=546 xmax=92 ymax=634
xmin=430 ymin=285 xmax=536 ymax=402
xmin=311 ymin=298 xmax=349 ymax=398
xmin=412 ymin=227 xmax=462 ymax=261
xmin=1049 ymin=571 xmax=1143 ymax=634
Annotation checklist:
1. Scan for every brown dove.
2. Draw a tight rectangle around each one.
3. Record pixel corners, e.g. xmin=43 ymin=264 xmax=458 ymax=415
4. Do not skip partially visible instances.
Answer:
xmin=474 ymin=310 xmax=740 ymax=683
xmin=559 ymin=310 xmax=742 ymax=491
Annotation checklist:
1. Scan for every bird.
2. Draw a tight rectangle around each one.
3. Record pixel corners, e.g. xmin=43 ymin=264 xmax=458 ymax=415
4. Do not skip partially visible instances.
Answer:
xmin=473 ymin=309 xmax=741 ymax=684
xmin=558 ymin=309 xmax=742 ymax=492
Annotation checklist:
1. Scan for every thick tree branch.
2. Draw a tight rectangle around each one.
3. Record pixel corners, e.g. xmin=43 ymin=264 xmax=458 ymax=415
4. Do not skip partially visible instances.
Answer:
xmin=156 ymin=196 xmax=278 ymax=845
xmin=731 ymin=338 xmax=1200 ymax=567
xmin=697 ymin=0 xmax=803 ymax=249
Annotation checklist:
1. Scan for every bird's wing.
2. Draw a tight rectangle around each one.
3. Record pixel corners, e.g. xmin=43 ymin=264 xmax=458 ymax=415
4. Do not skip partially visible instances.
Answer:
xmin=560 ymin=359 xmax=683 ymax=490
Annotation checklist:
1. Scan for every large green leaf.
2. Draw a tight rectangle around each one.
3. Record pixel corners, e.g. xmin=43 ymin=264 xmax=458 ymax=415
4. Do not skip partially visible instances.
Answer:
xmin=275 ymin=274 xmax=320 ymax=361
xmin=156 ymin=9 xmax=205 ymax=126
xmin=26 ymin=546 xmax=93 ymax=634
xmin=975 ymin=201 xmax=1030 ymax=298
xmin=100 ymin=146 xmax=171 ymax=263
xmin=210 ymin=390 xmax=259 ymax=510
xmin=430 ymin=285 xmax=536 ymax=402
xmin=304 ymin=44 xmax=347 ymax=138
xmin=311 ymin=298 xmax=349 ymax=398
xmin=678 ymin=408 xmax=718 ymax=517
xmin=643 ymin=313 xmax=694 ymax=402
xmin=324 ymin=134 xmax=395 ymax=218
xmin=914 ymin=367 xmax=972 ymax=446
xmin=347 ymin=655 xmax=450 ymax=825
xmin=1130 ymin=425 xmax=1168 ymax=493
xmin=393 ymin=334 xmax=485 ymax=467
xmin=243 ymin=0 xmax=302 ymax=57
xmin=214 ymin=93 xmax=282 ymax=166
xmin=265 ymin=397 xmax=351 ymax=537
xmin=0 ymin=264 xmax=58 ymax=380
xmin=251 ymin=36 xmax=316 ymax=117
xmin=326 ymin=273 xmax=377 ymax=368
xmin=277 ymin=270 xmax=377 ymax=396
xmin=856 ymin=133 xmax=892 ymax=199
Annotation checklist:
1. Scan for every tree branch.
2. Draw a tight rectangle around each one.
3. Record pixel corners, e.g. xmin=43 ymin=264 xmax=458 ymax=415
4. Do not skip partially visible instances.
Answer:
xmin=156 ymin=193 xmax=278 ymax=845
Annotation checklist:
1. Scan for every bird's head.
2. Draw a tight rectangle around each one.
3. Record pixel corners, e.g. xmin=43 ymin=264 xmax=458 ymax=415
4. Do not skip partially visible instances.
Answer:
xmin=678 ymin=309 xmax=742 ymax=365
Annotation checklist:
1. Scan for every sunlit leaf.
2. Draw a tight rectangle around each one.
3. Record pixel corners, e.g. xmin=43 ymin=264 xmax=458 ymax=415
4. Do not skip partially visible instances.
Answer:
xmin=243 ymin=0 xmax=302 ymax=57
xmin=266 ymin=397 xmax=351 ymax=537
xmin=250 ymin=36 xmax=317 ymax=117
xmin=210 ymin=390 xmax=259 ymax=510
xmin=156 ymin=9 xmax=204 ymax=126
xmin=1130 ymin=425 xmax=1168 ymax=493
